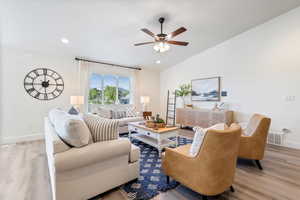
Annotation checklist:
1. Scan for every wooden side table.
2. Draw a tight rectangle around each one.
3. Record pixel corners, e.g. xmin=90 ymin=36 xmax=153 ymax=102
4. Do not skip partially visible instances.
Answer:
xmin=143 ymin=111 xmax=152 ymax=120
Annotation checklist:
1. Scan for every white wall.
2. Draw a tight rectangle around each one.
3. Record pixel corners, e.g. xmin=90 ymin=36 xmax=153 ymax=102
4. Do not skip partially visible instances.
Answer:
xmin=0 ymin=48 xmax=78 ymax=143
xmin=160 ymin=7 xmax=300 ymax=149
xmin=135 ymin=69 xmax=161 ymax=115
xmin=0 ymin=47 xmax=160 ymax=143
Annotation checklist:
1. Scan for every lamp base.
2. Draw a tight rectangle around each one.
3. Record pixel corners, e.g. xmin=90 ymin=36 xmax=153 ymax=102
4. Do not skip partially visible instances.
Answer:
xmin=68 ymin=106 xmax=79 ymax=115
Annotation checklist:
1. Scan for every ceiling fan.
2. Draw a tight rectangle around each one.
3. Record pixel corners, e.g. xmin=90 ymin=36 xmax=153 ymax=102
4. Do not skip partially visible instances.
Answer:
xmin=134 ymin=17 xmax=189 ymax=53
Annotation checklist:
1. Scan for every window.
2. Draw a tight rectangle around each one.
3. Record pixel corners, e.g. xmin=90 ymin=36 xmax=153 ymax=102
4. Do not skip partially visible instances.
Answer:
xmin=88 ymin=73 xmax=131 ymax=105
xmin=118 ymin=76 xmax=130 ymax=104
xmin=103 ymin=75 xmax=117 ymax=104
xmin=89 ymin=74 xmax=102 ymax=104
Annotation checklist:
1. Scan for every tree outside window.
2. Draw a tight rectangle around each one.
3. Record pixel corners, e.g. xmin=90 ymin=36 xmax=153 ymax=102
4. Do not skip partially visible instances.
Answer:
xmin=88 ymin=74 xmax=102 ymax=104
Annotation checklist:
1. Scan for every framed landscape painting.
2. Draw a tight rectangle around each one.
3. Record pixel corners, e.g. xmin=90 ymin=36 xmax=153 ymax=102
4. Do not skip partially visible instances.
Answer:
xmin=191 ymin=77 xmax=221 ymax=101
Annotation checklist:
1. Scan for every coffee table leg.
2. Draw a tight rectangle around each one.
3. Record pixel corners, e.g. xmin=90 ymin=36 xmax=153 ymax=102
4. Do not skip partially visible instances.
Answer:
xmin=158 ymin=135 xmax=162 ymax=158
xmin=175 ymin=135 xmax=179 ymax=147
xmin=129 ymin=129 xmax=132 ymax=141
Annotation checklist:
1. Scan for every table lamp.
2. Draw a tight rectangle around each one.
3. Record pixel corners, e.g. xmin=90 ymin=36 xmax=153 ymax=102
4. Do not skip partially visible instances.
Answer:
xmin=69 ymin=96 xmax=84 ymax=114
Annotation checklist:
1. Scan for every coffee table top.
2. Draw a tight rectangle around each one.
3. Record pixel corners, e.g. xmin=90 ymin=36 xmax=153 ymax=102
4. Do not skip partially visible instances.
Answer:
xmin=128 ymin=121 xmax=179 ymax=133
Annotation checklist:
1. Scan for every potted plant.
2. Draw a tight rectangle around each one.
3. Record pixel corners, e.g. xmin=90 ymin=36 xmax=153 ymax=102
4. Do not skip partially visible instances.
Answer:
xmin=175 ymin=83 xmax=192 ymax=107
xmin=146 ymin=114 xmax=166 ymax=129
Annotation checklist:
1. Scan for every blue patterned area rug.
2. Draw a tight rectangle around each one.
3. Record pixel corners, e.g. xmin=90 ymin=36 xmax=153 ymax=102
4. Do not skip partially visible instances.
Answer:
xmin=121 ymin=134 xmax=193 ymax=200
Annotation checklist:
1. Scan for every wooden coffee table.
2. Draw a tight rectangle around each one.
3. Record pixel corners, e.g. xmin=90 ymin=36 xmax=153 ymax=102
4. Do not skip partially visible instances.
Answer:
xmin=128 ymin=121 xmax=179 ymax=157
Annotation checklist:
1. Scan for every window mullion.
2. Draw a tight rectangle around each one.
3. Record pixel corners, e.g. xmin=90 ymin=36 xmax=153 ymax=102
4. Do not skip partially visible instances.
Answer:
xmin=116 ymin=76 xmax=119 ymax=104
xmin=101 ymin=75 xmax=104 ymax=105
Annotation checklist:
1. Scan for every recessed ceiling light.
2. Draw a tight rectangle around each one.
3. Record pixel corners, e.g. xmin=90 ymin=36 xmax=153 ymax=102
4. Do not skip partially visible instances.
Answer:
xmin=156 ymin=60 xmax=161 ymax=64
xmin=61 ymin=38 xmax=69 ymax=44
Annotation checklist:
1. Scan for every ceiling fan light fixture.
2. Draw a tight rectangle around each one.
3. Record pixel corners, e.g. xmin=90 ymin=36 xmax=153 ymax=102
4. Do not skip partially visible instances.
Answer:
xmin=153 ymin=41 xmax=170 ymax=53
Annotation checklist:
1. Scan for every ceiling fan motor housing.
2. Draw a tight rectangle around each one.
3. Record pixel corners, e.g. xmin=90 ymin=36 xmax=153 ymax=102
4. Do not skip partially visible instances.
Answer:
xmin=159 ymin=17 xmax=165 ymax=24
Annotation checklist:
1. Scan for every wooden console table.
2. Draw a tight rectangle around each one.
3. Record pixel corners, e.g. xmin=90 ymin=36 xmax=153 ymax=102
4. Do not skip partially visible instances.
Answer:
xmin=176 ymin=108 xmax=234 ymax=128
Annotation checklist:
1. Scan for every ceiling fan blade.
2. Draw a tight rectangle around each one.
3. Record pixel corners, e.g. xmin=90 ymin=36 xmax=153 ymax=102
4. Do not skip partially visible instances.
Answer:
xmin=134 ymin=42 xmax=155 ymax=46
xmin=141 ymin=28 xmax=156 ymax=38
xmin=167 ymin=40 xmax=189 ymax=46
xmin=169 ymin=27 xmax=187 ymax=38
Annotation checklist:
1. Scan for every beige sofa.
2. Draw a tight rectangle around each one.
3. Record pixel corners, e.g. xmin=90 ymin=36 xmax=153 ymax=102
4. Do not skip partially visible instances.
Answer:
xmin=89 ymin=104 xmax=144 ymax=134
xmin=44 ymin=117 xmax=140 ymax=200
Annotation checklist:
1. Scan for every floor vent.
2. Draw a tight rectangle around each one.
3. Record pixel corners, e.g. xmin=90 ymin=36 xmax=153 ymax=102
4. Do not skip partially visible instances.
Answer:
xmin=267 ymin=130 xmax=286 ymax=146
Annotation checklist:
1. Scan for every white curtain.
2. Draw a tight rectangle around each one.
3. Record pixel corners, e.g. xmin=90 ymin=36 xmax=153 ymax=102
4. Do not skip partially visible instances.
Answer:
xmin=78 ymin=61 xmax=90 ymax=112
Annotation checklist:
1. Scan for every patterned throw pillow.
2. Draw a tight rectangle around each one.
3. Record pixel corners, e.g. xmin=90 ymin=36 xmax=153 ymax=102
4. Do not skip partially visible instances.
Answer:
xmin=83 ymin=114 xmax=119 ymax=142
xmin=111 ymin=110 xmax=127 ymax=119
xmin=126 ymin=105 xmax=137 ymax=117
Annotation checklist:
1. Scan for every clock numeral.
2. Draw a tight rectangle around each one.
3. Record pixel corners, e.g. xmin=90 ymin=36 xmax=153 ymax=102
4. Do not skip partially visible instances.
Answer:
xmin=56 ymin=89 xmax=62 ymax=93
xmin=44 ymin=93 xmax=48 ymax=100
xmin=51 ymin=92 xmax=57 ymax=97
xmin=43 ymin=69 xmax=47 ymax=75
xmin=56 ymin=83 xmax=64 ymax=86
xmin=55 ymin=77 xmax=62 ymax=81
xmin=24 ymin=82 xmax=33 ymax=86
xmin=27 ymin=76 xmax=35 ymax=80
xmin=34 ymin=92 xmax=41 ymax=98
xmin=50 ymin=72 xmax=56 ymax=78
xmin=33 ymin=70 xmax=39 ymax=77
xmin=26 ymin=88 xmax=35 ymax=93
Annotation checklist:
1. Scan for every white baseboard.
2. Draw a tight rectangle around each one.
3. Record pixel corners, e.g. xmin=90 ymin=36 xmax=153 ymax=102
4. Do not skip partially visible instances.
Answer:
xmin=284 ymin=140 xmax=300 ymax=150
xmin=1 ymin=133 xmax=44 ymax=145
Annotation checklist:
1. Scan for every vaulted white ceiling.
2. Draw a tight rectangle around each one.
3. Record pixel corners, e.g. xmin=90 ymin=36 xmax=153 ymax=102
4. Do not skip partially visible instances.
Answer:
xmin=1 ymin=0 xmax=300 ymax=70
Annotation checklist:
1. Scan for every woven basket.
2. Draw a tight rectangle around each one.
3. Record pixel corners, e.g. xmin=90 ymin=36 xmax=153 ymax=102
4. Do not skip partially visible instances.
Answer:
xmin=146 ymin=121 xmax=166 ymax=129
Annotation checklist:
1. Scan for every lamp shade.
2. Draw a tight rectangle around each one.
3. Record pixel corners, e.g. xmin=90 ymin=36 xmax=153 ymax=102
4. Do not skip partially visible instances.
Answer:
xmin=140 ymin=96 xmax=150 ymax=104
xmin=70 ymin=96 xmax=84 ymax=105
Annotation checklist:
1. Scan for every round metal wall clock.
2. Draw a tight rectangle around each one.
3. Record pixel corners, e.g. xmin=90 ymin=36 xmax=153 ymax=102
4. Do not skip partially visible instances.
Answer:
xmin=24 ymin=68 xmax=64 ymax=100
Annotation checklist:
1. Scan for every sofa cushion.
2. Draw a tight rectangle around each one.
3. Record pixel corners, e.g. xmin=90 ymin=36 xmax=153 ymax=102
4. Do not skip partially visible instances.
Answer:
xmin=130 ymin=144 xmax=140 ymax=163
xmin=54 ymin=138 xmax=131 ymax=172
xmin=118 ymin=116 xmax=144 ymax=127
xmin=49 ymin=109 xmax=92 ymax=148
xmin=189 ymin=123 xmax=227 ymax=157
xmin=97 ymin=107 xmax=112 ymax=119
xmin=83 ymin=114 xmax=119 ymax=142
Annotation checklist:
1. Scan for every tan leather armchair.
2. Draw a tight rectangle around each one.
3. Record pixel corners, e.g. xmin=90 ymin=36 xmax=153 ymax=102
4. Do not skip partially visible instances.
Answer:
xmin=239 ymin=114 xmax=271 ymax=170
xmin=162 ymin=124 xmax=241 ymax=199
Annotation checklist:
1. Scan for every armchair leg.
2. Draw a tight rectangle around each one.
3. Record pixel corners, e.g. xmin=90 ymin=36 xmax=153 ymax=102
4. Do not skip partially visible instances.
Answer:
xmin=230 ymin=185 xmax=235 ymax=193
xmin=255 ymin=160 xmax=263 ymax=170
xmin=202 ymin=195 xmax=208 ymax=200
xmin=166 ymin=176 xmax=170 ymax=184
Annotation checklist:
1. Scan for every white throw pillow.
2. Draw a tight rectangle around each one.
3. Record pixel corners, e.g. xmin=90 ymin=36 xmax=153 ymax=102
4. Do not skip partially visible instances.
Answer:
xmin=48 ymin=108 xmax=64 ymax=125
xmin=189 ymin=123 xmax=227 ymax=157
xmin=49 ymin=109 xmax=92 ymax=147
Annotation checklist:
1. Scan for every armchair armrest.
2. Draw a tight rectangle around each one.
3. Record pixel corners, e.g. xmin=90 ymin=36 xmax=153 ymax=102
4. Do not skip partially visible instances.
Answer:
xmin=162 ymin=145 xmax=197 ymax=176
xmin=54 ymin=138 xmax=131 ymax=172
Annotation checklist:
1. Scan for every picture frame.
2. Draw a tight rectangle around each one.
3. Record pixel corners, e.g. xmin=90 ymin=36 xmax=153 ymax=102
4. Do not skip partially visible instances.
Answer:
xmin=191 ymin=77 xmax=221 ymax=101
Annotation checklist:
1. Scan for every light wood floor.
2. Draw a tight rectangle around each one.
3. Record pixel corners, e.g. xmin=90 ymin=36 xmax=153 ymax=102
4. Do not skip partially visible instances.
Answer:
xmin=1 ymin=129 xmax=300 ymax=200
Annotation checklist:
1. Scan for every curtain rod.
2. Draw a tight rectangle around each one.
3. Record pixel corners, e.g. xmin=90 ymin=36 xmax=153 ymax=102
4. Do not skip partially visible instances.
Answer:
xmin=75 ymin=57 xmax=142 ymax=71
